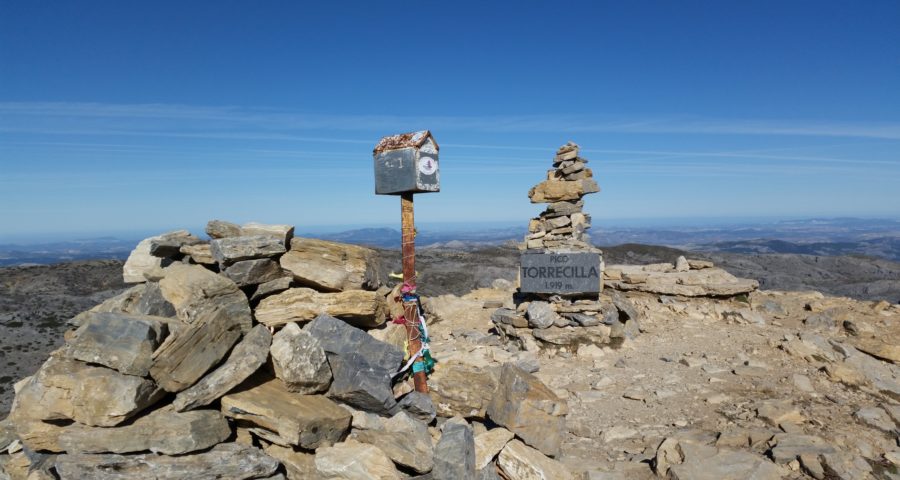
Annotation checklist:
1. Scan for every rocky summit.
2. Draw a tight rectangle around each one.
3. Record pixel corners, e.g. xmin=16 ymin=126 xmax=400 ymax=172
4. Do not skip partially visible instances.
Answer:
xmin=1 ymin=161 xmax=900 ymax=479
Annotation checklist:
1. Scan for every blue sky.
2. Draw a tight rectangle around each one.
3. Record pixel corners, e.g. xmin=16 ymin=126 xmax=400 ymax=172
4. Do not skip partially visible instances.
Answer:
xmin=1 ymin=1 xmax=899 ymax=241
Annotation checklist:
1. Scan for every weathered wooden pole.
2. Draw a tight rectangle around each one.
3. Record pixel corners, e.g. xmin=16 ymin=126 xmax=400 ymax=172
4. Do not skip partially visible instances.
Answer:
xmin=373 ymin=131 xmax=440 ymax=394
xmin=400 ymin=193 xmax=428 ymax=393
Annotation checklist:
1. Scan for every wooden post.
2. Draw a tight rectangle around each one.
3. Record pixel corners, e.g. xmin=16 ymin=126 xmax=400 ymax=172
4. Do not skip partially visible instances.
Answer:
xmin=401 ymin=193 xmax=428 ymax=393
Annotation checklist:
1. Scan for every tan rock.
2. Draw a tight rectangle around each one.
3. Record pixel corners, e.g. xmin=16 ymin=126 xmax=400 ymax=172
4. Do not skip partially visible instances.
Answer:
xmin=497 ymin=439 xmax=574 ymax=480
xmin=281 ymin=238 xmax=381 ymax=292
xmin=315 ymin=440 xmax=401 ymax=480
xmin=853 ymin=336 xmax=900 ymax=364
xmin=241 ymin=222 xmax=295 ymax=247
xmin=221 ymin=377 xmax=351 ymax=449
xmin=15 ymin=419 xmax=67 ymax=452
xmin=428 ymin=362 xmax=499 ymax=418
xmin=122 ymin=231 xmax=191 ymax=283
xmin=264 ymin=444 xmax=325 ymax=480
xmin=528 ymin=179 xmax=600 ymax=204
xmin=607 ymin=265 xmax=758 ymax=297
xmin=475 ymin=427 xmax=515 ymax=470
xmin=254 ymin=288 xmax=387 ymax=328
xmin=12 ymin=355 xmax=163 ymax=427
xmin=179 ymin=243 xmax=215 ymax=264
xmin=158 ymin=263 xmax=252 ymax=331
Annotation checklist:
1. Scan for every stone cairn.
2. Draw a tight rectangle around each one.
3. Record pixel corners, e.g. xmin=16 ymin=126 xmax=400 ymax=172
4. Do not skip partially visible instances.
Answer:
xmin=493 ymin=142 xmax=642 ymax=355
xmin=523 ymin=141 xmax=600 ymax=253
xmin=1 ymin=219 xmax=574 ymax=479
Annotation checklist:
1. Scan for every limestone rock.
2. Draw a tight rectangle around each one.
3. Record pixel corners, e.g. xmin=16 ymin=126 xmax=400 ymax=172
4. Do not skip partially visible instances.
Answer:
xmin=14 ymin=419 xmax=68 ymax=452
xmin=526 ymin=301 xmax=557 ymax=329
xmin=497 ymin=439 xmax=574 ymax=480
xmin=71 ymin=282 xmax=175 ymax=326
xmin=486 ymin=364 xmax=567 ymax=457
xmin=606 ymin=265 xmax=758 ymax=297
xmin=12 ymin=356 xmax=163 ymax=427
xmin=667 ymin=448 xmax=784 ymax=480
xmin=397 ymin=391 xmax=437 ymax=423
xmin=270 ymin=322 xmax=331 ymax=394
xmin=255 ymin=288 xmax=387 ymax=328
xmin=149 ymin=231 xmax=202 ymax=257
xmin=305 ymin=314 xmax=403 ymax=373
xmin=528 ymin=179 xmax=600 ymax=204
xmin=327 ymin=351 xmax=398 ymax=415
xmin=67 ymin=312 xmax=168 ymax=376
xmin=173 ymin=324 xmax=271 ymax=411
xmin=853 ymin=335 xmax=900 ymax=364
xmin=769 ymin=434 xmax=835 ymax=464
xmin=206 ymin=219 xmax=243 ymax=239
xmin=58 ymin=407 xmax=230 ymax=455
xmin=264 ymin=444 xmax=324 ymax=480
xmin=149 ymin=304 xmax=243 ymax=393
xmin=179 ymin=243 xmax=215 ymax=264
xmin=251 ymin=276 xmax=294 ymax=302
xmin=54 ymin=442 xmax=279 ymax=480
xmin=315 ymin=440 xmax=401 ymax=480
xmin=475 ymin=427 xmax=515 ymax=470
xmin=241 ymin=222 xmax=295 ymax=247
xmin=223 ymin=258 xmax=284 ymax=287
xmin=674 ymin=256 xmax=690 ymax=272
xmin=122 ymin=231 xmax=190 ymax=283
xmin=428 ymin=362 xmax=499 ymax=418
xmin=280 ymin=238 xmax=382 ymax=292
xmin=433 ymin=420 xmax=475 ymax=480
xmin=221 ymin=377 xmax=350 ymax=449
xmin=158 ymin=263 xmax=252 ymax=330
xmin=352 ymin=412 xmax=434 ymax=474
xmin=210 ymin=235 xmax=286 ymax=264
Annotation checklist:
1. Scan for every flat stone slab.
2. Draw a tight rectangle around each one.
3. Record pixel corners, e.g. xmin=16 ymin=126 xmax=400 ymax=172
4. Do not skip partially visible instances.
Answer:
xmin=520 ymin=252 xmax=602 ymax=294
xmin=221 ymin=377 xmax=351 ymax=449
xmin=54 ymin=442 xmax=279 ymax=480
xmin=281 ymin=237 xmax=382 ymax=291
xmin=210 ymin=235 xmax=287 ymax=264
xmin=255 ymin=288 xmax=387 ymax=328
xmin=606 ymin=264 xmax=759 ymax=297
xmin=58 ymin=407 xmax=231 ymax=455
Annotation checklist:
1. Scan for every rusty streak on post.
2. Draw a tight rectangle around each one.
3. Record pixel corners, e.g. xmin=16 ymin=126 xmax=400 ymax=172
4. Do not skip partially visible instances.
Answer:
xmin=401 ymin=193 xmax=428 ymax=393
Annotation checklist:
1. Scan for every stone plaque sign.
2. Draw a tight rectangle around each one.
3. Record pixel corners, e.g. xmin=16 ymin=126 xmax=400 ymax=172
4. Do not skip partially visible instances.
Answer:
xmin=520 ymin=252 xmax=601 ymax=294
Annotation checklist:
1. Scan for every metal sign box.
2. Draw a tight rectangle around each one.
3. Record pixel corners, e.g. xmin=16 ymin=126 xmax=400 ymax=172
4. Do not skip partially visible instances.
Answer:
xmin=373 ymin=130 xmax=440 ymax=195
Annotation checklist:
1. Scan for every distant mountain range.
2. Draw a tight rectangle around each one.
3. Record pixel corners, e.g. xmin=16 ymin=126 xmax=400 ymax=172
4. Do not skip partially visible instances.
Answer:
xmin=2 ymin=217 xmax=899 ymax=266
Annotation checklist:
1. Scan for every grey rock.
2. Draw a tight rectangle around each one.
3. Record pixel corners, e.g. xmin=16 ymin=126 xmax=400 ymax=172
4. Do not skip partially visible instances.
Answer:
xmin=668 ymin=447 xmax=784 ymax=480
xmin=804 ymin=312 xmax=836 ymax=329
xmin=223 ymin=258 xmax=284 ymax=287
xmin=251 ymin=276 xmax=293 ymax=302
xmin=854 ymin=406 xmax=895 ymax=433
xmin=241 ymin=222 xmax=295 ymax=248
xmin=123 ymin=231 xmax=190 ymax=283
xmin=221 ymin=377 xmax=351 ymax=449
xmin=610 ymin=292 xmax=640 ymax=322
xmin=526 ymin=301 xmax=557 ymax=329
xmin=58 ymin=408 xmax=231 ymax=455
xmin=486 ymin=364 xmax=567 ymax=457
xmin=173 ymin=324 xmax=272 ymax=411
xmin=398 ymin=391 xmax=437 ymax=423
xmin=150 ymin=232 xmax=203 ymax=258
xmin=67 ymin=312 xmax=168 ymax=376
xmin=206 ymin=219 xmax=243 ymax=239
xmin=511 ymin=351 xmax=540 ymax=373
xmin=327 ymin=351 xmax=398 ymax=415
xmin=305 ymin=314 xmax=403 ymax=373
xmin=428 ymin=362 xmax=500 ymax=419
xmin=769 ymin=434 xmax=835 ymax=464
xmin=820 ymin=451 xmax=873 ymax=479
xmin=433 ymin=421 xmax=475 ymax=480
xmin=74 ymin=282 xmax=177 ymax=327
xmin=491 ymin=308 xmax=525 ymax=327
xmin=565 ymin=312 xmax=601 ymax=327
xmin=54 ymin=442 xmax=279 ymax=480
xmin=210 ymin=235 xmax=286 ymax=264
xmin=271 ymin=323 xmax=332 ymax=394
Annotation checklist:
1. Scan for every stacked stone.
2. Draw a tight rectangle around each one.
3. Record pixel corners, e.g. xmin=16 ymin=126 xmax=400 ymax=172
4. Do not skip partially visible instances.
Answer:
xmin=524 ymin=141 xmax=600 ymax=252
xmin=1 ymin=219 xmax=570 ymax=480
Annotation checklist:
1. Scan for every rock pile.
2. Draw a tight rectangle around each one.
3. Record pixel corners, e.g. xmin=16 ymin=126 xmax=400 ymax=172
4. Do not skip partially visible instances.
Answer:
xmin=0 ymin=219 xmax=575 ymax=479
xmin=524 ymin=141 xmax=600 ymax=252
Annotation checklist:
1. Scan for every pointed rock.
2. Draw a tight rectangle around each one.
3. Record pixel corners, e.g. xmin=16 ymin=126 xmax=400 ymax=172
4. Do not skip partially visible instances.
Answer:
xmin=486 ymin=364 xmax=567 ymax=457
